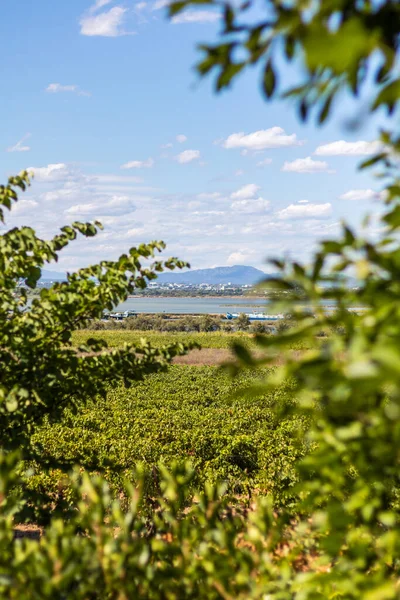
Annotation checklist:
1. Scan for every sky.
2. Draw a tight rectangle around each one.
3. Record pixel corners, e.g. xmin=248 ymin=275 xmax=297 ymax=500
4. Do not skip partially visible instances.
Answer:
xmin=0 ymin=0 xmax=388 ymax=273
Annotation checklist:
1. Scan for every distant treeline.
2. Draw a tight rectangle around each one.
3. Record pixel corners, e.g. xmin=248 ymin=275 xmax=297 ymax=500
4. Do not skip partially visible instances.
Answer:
xmin=88 ymin=314 xmax=341 ymax=337
xmin=127 ymin=288 xmax=287 ymax=298
xmin=22 ymin=286 xmax=290 ymax=299
xmin=89 ymin=313 xmax=280 ymax=333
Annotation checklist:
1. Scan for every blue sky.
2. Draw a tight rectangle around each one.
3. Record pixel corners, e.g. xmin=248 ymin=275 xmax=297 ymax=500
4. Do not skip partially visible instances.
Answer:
xmin=1 ymin=0 xmax=387 ymax=272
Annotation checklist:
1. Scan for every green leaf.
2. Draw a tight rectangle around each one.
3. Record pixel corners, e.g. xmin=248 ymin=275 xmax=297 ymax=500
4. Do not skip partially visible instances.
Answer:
xmin=168 ymin=1 xmax=186 ymax=16
xmin=5 ymin=397 xmax=18 ymax=413
xmin=216 ymin=62 xmax=245 ymax=90
xmin=359 ymin=152 xmax=387 ymax=170
xmin=373 ymin=80 xmax=400 ymax=112
xmin=262 ymin=59 xmax=276 ymax=98
xmin=318 ymin=93 xmax=333 ymax=124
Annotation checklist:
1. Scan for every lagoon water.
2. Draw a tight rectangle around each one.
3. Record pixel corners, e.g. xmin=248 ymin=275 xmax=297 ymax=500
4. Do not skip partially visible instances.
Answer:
xmin=115 ymin=297 xmax=270 ymax=315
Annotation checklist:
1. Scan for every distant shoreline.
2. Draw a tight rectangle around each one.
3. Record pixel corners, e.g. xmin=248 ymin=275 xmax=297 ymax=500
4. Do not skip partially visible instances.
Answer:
xmin=126 ymin=295 xmax=268 ymax=300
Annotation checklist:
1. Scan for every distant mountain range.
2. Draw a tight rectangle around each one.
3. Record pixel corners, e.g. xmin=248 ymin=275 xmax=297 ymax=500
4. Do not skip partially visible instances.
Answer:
xmin=38 ymin=265 xmax=271 ymax=285
xmin=38 ymin=266 xmax=360 ymax=287
xmin=156 ymin=265 xmax=270 ymax=285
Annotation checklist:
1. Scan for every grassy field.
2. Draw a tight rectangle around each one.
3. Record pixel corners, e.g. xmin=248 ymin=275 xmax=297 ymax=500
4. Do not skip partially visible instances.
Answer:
xmin=72 ymin=329 xmax=256 ymax=349
xmin=25 ymin=365 xmax=307 ymax=519
xmin=72 ymin=329 xmax=312 ymax=366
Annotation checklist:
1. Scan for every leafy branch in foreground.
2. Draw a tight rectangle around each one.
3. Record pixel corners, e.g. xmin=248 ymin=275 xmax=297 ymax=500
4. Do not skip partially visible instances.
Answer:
xmin=224 ymin=137 xmax=400 ymax=595
xmin=165 ymin=0 xmax=400 ymax=593
xmin=0 ymin=173 xmax=192 ymax=461
xmin=1 ymin=457 xmax=285 ymax=600
xmin=169 ymin=0 xmax=400 ymax=122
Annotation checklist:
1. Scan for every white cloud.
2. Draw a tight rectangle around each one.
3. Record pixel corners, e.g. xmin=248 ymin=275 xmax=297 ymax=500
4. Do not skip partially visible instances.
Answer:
xmin=6 ymin=134 xmax=31 ymax=153
xmin=133 ymin=1 xmax=149 ymax=22
xmin=65 ymin=195 xmax=136 ymax=217
xmin=231 ymin=198 xmax=270 ymax=213
xmin=41 ymin=188 xmax=77 ymax=202
xmin=277 ymin=202 xmax=332 ymax=220
xmin=176 ymin=134 xmax=187 ymax=143
xmin=281 ymin=156 xmax=333 ymax=174
xmin=175 ymin=149 xmax=200 ymax=164
xmin=256 ymin=158 xmax=272 ymax=167
xmin=187 ymin=201 xmax=202 ymax=210
xmin=124 ymin=226 xmax=146 ymax=235
xmin=152 ymin=0 xmax=169 ymax=9
xmin=121 ymin=158 xmax=154 ymax=169
xmin=197 ymin=192 xmax=221 ymax=199
xmin=339 ymin=189 xmax=380 ymax=201
xmin=92 ymin=0 xmax=114 ymax=10
xmin=192 ymin=210 xmax=225 ymax=216
xmin=222 ymin=127 xmax=303 ymax=151
xmin=230 ymin=183 xmax=260 ymax=200
xmin=93 ymin=174 xmax=144 ymax=184
xmin=314 ymin=140 xmax=382 ymax=156
xmin=7 ymin=150 xmax=368 ymax=273
xmin=46 ymin=83 xmax=91 ymax=97
xmin=161 ymin=142 xmax=173 ymax=149
xmin=11 ymin=199 xmax=39 ymax=215
xmin=298 ymin=200 xmax=309 ymax=204
xmin=227 ymin=250 xmax=257 ymax=266
xmin=172 ymin=10 xmax=219 ymax=23
xmin=80 ymin=6 xmax=129 ymax=37
xmin=27 ymin=163 xmax=72 ymax=182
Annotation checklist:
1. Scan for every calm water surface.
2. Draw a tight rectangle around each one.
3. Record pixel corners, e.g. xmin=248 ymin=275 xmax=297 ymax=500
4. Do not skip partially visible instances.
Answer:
xmin=115 ymin=297 xmax=271 ymax=315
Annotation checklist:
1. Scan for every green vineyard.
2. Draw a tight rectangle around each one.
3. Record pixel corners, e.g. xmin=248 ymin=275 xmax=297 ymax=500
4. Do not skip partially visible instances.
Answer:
xmin=25 ymin=366 xmax=307 ymax=519
xmin=72 ymin=329 xmax=254 ymax=349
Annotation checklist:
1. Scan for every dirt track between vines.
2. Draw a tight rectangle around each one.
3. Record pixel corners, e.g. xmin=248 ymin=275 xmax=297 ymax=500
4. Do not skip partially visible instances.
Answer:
xmin=77 ymin=347 xmax=291 ymax=366
xmin=173 ymin=347 xmax=291 ymax=366
xmin=173 ymin=348 xmax=233 ymax=365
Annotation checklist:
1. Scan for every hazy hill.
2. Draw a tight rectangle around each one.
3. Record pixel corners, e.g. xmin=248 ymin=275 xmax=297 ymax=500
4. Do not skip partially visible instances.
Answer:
xmin=40 ymin=270 xmax=67 ymax=281
xmin=156 ymin=265 xmax=269 ymax=285
xmin=38 ymin=265 xmax=271 ymax=286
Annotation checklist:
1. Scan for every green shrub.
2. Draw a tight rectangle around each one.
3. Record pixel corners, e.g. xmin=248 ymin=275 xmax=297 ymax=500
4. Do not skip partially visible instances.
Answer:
xmin=250 ymin=321 xmax=273 ymax=334
xmin=236 ymin=313 xmax=250 ymax=331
